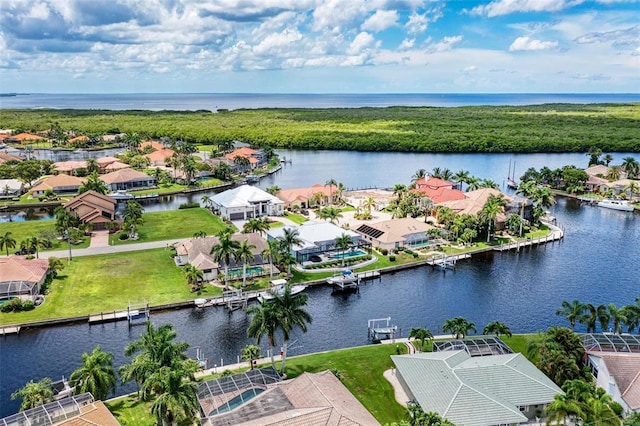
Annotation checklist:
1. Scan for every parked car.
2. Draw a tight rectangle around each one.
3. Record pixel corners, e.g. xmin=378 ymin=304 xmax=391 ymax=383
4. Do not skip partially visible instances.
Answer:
xmin=309 ymin=255 xmax=322 ymax=263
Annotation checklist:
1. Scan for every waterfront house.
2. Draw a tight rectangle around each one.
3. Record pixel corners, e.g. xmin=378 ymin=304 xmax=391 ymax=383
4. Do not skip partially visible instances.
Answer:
xmin=355 ymin=217 xmax=434 ymax=250
xmin=144 ymin=148 xmax=176 ymax=166
xmin=4 ymin=132 xmax=45 ymax=144
xmin=67 ymin=135 xmax=90 ymax=146
xmin=439 ymin=188 xmax=516 ymax=230
xmin=104 ymin=160 xmax=131 ymax=172
xmin=225 ymin=147 xmax=266 ymax=171
xmin=139 ymin=140 xmax=167 ymax=151
xmin=412 ymin=176 xmax=466 ymax=204
xmin=586 ymin=174 xmax=610 ymax=193
xmin=585 ymin=164 xmax=611 ymax=178
xmin=174 ymin=233 xmax=270 ymax=281
xmin=267 ymin=221 xmax=362 ymax=263
xmin=0 ymin=179 xmax=24 ymax=198
xmin=276 ymin=183 xmax=338 ymax=209
xmin=210 ymin=185 xmax=284 ymax=220
xmin=31 ymin=174 xmax=86 ymax=196
xmin=0 ymin=255 xmax=49 ymax=301
xmin=64 ymin=190 xmax=117 ymax=231
xmin=100 ymin=168 xmax=156 ymax=192
xmin=96 ymin=156 xmax=120 ymax=170
xmin=53 ymin=160 xmax=88 ymax=175
xmin=582 ymin=333 xmax=640 ymax=415
xmin=199 ymin=369 xmax=379 ymax=425
xmin=392 ymin=349 xmax=562 ymax=425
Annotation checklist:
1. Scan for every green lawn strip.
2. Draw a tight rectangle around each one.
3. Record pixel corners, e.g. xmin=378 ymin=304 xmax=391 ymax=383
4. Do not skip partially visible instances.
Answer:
xmin=110 ymin=208 xmax=228 ymax=245
xmin=502 ymin=334 xmax=539 ymax=360
xmin=269 ymin=221 xmax=284 ymax=229
xmin=130 ymin=184 xmax=184 ymax=196
xmin=0 ymin=248 xmax=221 ymax=325
xmin=0 ymin=219 xmax=90 ymax=252
xmin=283 ymin=212 xmax=308 ymax=224
xmin=105 ymin=395 xmax=192 ymax=426
xmin=283 ymin=344 xmax=408 ymax=424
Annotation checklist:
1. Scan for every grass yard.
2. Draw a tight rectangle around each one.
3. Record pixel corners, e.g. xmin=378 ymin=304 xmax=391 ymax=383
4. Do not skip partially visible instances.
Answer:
xmin=0 ymin=248 xmax=221 ymax=325
xmin=0 ymin=219 xmax=90 ymax=252
xmin=284 ymin=344 xmax=408 ymax=424
xmin=110 ymin=208 xmax=229 ymax=245
xmin=283 ymin=212 xmax=308 ymax=224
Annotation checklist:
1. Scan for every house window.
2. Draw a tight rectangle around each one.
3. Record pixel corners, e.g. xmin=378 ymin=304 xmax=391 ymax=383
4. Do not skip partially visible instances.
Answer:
xmin=518 ymin=405 xmax=528 ymax=412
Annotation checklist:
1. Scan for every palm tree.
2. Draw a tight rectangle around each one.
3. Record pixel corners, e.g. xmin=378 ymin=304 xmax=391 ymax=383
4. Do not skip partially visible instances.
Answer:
xmin=201 ymin=195 xmax=212 ymax=209
xmin=622 ymin=156 xmax=639 ymax=179
xmin=442 ymin=317 xmax=477 ymax=339
xmin=466 ymin=176 xmax=481 ymax=191
xmin=623 ymin=181 xmax=639 ymax=200
xmin=597 ymin=304 xmax=611 ymax=332
xmin=0 ymin=231 xmax=17 ymax=256
xmin=11 ymin=378 xmax=54 ymax=411
xmin=607 ymin=303 xmax=628 ymax=334
xmin=556 ymin=300 xmax=586 ymax=331
xmin=393 ymin=183 xmax=407 ymax=200
xmin=192 ymin=230 xmax=207 ymax=238
xmin=333 ymin=233 xmax=352 ymax=267
xmin=210 ymin=228 xmax=239 ymax=288
xmin=578 ymin=303 xmax=598 ymax=333
xmin=262 ymin=239 xmax=280 ymax=279
xmin=453 ymin=169 xmax=470 ymax=190
xmin=78 ymin=171 xmax=109 ymax=195
xmin=546 ymin=393 xmax=584 ymax=425
xmin=270 ymin=284 xmax=312 ymax=374
xmin=478 ymin=194 xmax=506 ymax=242
xmin=234 ymin=239 xmax=256 ymax=288
xmin=183 ymin=264 xmax=204 ymax=291
xmin=606 ymin=165 xmax=622 ymax=181
xmin=247 ymin=302 xmax=280 ymax=371
xmin=143 ymin=364 xmax=198 ymax=426
xmin=362 ymin=196 xmax=377 ymax=215
xmin=241 ymin=344 xmax=261 ymax=370
xmin=603 ymin=154 xmax=614 ymax=166
xmin=279 ymin=228 xmax=302 ymax=274
xmin=266 ymin=185 xmax=281 ymax=195
xmin=325 ymin=178 xmax=338 ymax=205
xmin=482 ymin=321 xmax=512 ymax=338
xmin=411 ymin=169 xmax=426 ymax=182
xmin=408 ymin=327 xmax=433 ymax=351
xmin=243 ymin=217 xmax=270 ymax=236
xmin=318 ymin=206 xmax=343 ymax=224
xmin=587 ymin=146 xmax=603 ymax=166
xmin=69 ymin=345 xmax=117 ymax=401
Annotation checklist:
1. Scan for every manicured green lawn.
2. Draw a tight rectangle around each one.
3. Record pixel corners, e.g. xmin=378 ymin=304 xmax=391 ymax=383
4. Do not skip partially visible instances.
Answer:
xmin=502 ymin=334 xmax=539 ymax=360
xmin=0 ymin=248 xmax=221 ymax=325
xmin=0 ymin=219 xmax=90 ymax=252
xmin=284 ymin=344 xmax=408 ymax=424
xmin=110 ymin=208 xmax=228 ymax=245
xmin=130 ymin=184 xmax=183 ymax=196
xmin=283 ymin=212 xmax=308 ymax=224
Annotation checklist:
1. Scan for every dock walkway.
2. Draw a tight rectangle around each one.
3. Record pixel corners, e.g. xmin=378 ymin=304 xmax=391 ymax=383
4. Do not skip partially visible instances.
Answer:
xmin=493 ymin=223 xmax=563 ymax=252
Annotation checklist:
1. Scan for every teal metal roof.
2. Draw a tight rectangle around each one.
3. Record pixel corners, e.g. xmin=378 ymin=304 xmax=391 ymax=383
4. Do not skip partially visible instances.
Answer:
xmin=392 ymin=351 xmax=563 ymax=426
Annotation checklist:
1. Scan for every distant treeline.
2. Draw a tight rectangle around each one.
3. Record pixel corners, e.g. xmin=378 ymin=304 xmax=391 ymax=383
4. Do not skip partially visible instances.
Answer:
xmin=1 ymin=103 xmax=638 ymax=153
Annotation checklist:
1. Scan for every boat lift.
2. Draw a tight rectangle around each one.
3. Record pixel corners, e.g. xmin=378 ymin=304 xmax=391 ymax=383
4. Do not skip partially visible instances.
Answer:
xmin=367 ymin=317 xmax=398 ymax=342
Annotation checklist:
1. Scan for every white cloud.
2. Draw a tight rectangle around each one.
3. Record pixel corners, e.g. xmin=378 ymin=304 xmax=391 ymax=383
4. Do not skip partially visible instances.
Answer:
xmin=399 ymin=38 xmax=415 ymax=50
xmin=509 ymin=36 xmax=559 ymax=51
xmin=348 ymin=31 xmax=376 ymax=54
xmin=253 ymin=28 xmax=303 ymax=55
xmin=405 ymin=12 xmax=428 ymax=35
xmin=430 ymin=35 xmax=463 ymax=52
xmin=361 ymin=10 xmax=398 ymax=32
xmin=462 ymin=65 xmax=478 ymax=72
xmin=471 ymin=0 xmax=584 ymax=17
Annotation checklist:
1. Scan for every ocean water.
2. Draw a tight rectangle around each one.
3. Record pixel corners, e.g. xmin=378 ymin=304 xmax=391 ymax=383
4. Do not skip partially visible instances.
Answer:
xmin=1 ymin=93 xmax=638 ymax=111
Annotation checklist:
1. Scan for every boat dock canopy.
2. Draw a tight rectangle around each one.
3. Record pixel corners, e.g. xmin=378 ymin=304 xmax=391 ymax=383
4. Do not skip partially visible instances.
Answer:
xmin=270 ymin=279 xmax=287 ymax=286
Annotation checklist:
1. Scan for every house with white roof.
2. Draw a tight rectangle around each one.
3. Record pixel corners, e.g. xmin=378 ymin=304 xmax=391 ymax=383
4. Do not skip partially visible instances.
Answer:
xmin=210 ymin=185 xmax=284 ymax=220
xmin=392 ymin=349 xmax=562 ymax=426
xmin=0 ymin=179 xmax=23 ymax=198
xmin=267 ymin=221 xmax=362 ymax=263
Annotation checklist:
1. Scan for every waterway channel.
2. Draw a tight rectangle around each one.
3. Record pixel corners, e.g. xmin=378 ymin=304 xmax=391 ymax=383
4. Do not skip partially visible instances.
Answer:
xmin=0 ymin=151 xmax=639 ymax=416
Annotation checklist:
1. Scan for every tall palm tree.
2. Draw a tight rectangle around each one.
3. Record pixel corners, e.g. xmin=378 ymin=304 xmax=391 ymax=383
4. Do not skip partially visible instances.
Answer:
xmin=262 ymin=239 xmax=280 ymax=279
xmin=603 ymin=154 xmax=614 ymax=166
xmin=546 ymin=393 xmax=584 ymax=425
xmin=597 ymin=304 xmax=611 ymax=332
xmin=242 ymin=217 xmax=270 ymax=236
xmin=279 ymin=228 xmax=302 ymax=274
xmin=606 ymin=165 xmax=622 ymax=181
xmin=607 ymin=303 xmax=628 ymax=334
xmin=479 ymin=194 xmax=506 ymax=242
xmin=266 ymin=185 xmax=281 ymax=195
xmin=578 ymin=303 xmax=598 ymax=333
xmin=247 ymin=302 xmax=280 ymax=371
xmin=482 ymin=321 xmax=512 ymax=338
xmin=201 ymin=195 xmax=212 ymax=209
xmin=11 ymin=378 xmax=54 ymax=411
xmin=69 ymin=345 xmax=117 ymax=401
xmin=325 ymin=178 xmax=337 ymax=205
xmin=587 ymin=146 xmax=603 ymax=166
xmin=235 ymin=239 xmax=256 ymax=288
xmin=362 ymin=196 xmax=377 ymax=215
xmin=442 ymin=317 xmax=477 ymax=339
xmin=453 ymin=169 xmax=470 ymax=190
xmin=270 ymin=284 xmax=312 ymax=374
xmin=333 ymin=233 xmax=352 ymax=267
xmin=241 ymin=344 xmax=261 ymax=370
xmin=556 ymin=300 xmax=586 ymax=331
xmin=0 ymin=231 xmax=17 ymax=256
xmin=411 ymin=169 xmax=426 ymax=182
xmin=621 ymin=156 xmax=639 ymax=179
xmin=183 ymin=264 xmax=204 ymax=291
xmin=78 ymin=171 xmax=109 ymax=195
xmin=392 ymin=183 xmax=407 ymax=200
xmin=210 ymin=228 xmax=240 ymax=288
xmin=143 ymin=364 xmax=198 ymax=426
xmin=408 ymin=327 xmax=433 ymax=352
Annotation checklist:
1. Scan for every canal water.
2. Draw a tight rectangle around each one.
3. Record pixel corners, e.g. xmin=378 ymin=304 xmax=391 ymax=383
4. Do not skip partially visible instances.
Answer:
xmin=1 ymin=151 xmax=639 ymax=416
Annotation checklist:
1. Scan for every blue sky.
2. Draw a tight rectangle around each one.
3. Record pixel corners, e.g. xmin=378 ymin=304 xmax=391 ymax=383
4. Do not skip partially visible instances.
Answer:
xmin=1 ymin=0 xmax=639 ymax=93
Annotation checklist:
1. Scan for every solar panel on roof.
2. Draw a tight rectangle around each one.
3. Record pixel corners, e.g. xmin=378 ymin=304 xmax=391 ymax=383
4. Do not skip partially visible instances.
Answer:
xmin=356 ymin=224 xmax=385 ymax=239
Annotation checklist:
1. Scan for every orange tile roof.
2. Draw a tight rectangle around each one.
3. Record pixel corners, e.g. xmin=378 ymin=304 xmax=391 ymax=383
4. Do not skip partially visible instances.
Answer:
xmin=96 ymin=156 xmax=120 ymax=165
xmin=100 ymin=168 xmax=153 ymax=184
xmin=225 ymin=147 xmax=259 ymax=163
xmin=139 ymin=140 xmax=166 ymax=151
xmin=145 ymin=148 xmax=176 ymax=163
xmin=104 ymin=161 xmax=130 ymax=171
xmin=54 ymin=160 xmax=87 ymax=172
xmin=0 ymin=256 xmax=49 ymax=282
xmin=0 ymin=152 xmax=24 ymax=163
xmin=31 ymin=175 xmax=86 ymax=192
xmin=412 ymin=186 xmax=466 ymax=204
xmin=8 ymin=132 xmax=44 ymax=142
xmin=276 ymin=184 xmax=336 ymax=204
xmin=415 ymin=176 xmax=455 ymax=189
xmin=67 ymin=135 xmax=89 ymax=144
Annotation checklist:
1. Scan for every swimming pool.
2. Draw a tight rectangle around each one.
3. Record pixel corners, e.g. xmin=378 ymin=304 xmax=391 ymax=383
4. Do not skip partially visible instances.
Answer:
xmin=209 ymin=388 xmax=265 ymax=415
xmin=330 ymin=249 xmax=367 ymax=260
xmin=227 ymin=266 xmax=265 ymax=278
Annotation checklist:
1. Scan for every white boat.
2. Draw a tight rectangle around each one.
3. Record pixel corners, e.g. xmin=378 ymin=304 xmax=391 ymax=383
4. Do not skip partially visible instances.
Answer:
xmin=597 ymin=198 xmax=634 ymax=212
xmin=257 ymin=279 xmax=307 ymax=303
xmin=51 ymin=377 xmax=74 ymax=400
xmin=326 ymin=270 xmax=360 ymax=286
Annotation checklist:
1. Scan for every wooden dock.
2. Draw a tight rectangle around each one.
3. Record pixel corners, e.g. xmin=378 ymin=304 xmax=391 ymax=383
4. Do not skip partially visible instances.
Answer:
xmin=493 ymin=228 xmax=564 ymax=252
xmin=89 ymin=303 xmax=149 ymax=325
xmin=0 ymin=325 xmax=21 ymax=336
xmin=426 ymin=253 xmax=471 ymax=269
xmin=356 ymin=271 xmax=381 ymax=281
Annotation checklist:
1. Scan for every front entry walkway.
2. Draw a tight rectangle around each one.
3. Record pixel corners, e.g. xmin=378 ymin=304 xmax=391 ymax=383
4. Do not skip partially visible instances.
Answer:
xmin=89 ymin=231 xmax=110 ymax=248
